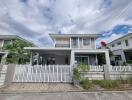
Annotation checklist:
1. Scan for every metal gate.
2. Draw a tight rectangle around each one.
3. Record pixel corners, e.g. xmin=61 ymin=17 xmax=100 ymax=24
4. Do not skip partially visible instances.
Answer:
xmin=13 ymin=65 xmax=72 ymax=83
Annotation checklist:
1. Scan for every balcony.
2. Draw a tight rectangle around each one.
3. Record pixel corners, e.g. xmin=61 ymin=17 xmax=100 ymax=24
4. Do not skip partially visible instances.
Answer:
xmin=55 ymin=44 xmax=70 ymax=48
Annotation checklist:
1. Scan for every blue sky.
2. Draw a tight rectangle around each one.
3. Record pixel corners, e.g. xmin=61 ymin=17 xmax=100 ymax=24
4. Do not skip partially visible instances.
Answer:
xmin=0 ymin=0 xmax=132 ymax=46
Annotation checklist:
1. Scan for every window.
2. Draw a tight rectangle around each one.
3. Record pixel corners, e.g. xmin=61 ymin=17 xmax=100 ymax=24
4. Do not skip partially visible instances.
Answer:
xmin=125 ymin=40 xmax=129 ymax=46
xmin=4 ymin=40 xmax=11 ymax=46
xmin=115 ymin=55 xmax=122 ymax=61
xmin=83 ymin=38 xmax=90 ymax=46
xmin=71 ymin=37 xmax=78 ymax=47
xmin=111 ymin=44 xmax=115 ymax=47
xmin=117 ymin=42 xmax=121 ymax=45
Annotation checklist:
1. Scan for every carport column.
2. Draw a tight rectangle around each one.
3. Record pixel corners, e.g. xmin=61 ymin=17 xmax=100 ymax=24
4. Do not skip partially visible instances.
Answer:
xmin=70 ymin=50 xmax=75 ymax=66
xmin=30 ymin=50 xmax=33 ymax=65
xmin=121 ymin=50 xmax=126 ymax=62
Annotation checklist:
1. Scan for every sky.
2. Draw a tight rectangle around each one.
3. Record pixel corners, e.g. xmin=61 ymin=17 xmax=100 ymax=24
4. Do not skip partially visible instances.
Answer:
xmin=0 ymin=0 xmax=132 ymax=47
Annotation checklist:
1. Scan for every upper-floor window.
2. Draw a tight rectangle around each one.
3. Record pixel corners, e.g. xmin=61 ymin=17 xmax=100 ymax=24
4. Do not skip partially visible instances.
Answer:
xmin=83 ymin=38 xmax=90 ymax=46
xmin=111 ymin=44 xmax=115 ymax=47
xmin=125 ymin=40 xmax=129 ymax=46
xmin=4 ymin=40 xmax=11 ymax=46
xmin=117 ymin=42 xmax=121 ymax=45
xmin=71 ymin=37 xmax=78 ymax=46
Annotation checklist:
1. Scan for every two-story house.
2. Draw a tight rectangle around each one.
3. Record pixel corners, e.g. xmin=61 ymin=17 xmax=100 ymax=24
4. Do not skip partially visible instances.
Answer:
xmin=25 ymin=34 xmax=110 ymax=66
xmin=0 ymin=35 xmax=35 ymax=64
xmin=107 ymin=33 xmax=132 ymax=65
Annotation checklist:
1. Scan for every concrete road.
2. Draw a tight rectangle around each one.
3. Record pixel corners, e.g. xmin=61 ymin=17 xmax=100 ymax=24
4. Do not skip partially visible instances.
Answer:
xmin=0 ymin=91 xmax=132 ymax=100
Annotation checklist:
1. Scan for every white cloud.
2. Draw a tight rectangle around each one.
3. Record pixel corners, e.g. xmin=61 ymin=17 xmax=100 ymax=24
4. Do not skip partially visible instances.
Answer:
xmin=0 ymin=0 xmax=132 ymax=46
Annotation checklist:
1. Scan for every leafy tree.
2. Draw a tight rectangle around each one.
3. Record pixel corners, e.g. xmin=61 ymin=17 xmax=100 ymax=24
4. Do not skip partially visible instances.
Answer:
xmin=2 ymin=39 xmax=34 ymax=64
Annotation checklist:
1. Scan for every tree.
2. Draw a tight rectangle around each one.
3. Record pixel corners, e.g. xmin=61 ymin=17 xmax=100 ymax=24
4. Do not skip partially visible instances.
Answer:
xmin=2 ymin=39 xmax=34 ymax=64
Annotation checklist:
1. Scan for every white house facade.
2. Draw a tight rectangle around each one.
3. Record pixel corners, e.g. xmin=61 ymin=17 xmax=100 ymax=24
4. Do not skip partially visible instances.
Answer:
xmin=108 ymin=33 xmax=132 ymax=65
xmin=25 ymin=34 xmax=110 ymax=66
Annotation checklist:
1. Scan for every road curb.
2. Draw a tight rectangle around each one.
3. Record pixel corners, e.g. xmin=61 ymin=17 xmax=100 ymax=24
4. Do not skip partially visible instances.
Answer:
xmin=0 ymin=89 xmax=132 ymax=94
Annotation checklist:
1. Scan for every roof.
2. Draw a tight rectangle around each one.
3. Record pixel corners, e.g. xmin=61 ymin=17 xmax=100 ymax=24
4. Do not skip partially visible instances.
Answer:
xmin=24 ymin=47 xmax=109 ymax=53
xmin=0 ymin=35 xmax=17 ymax=39
xmin=108 ymin=33 xmax=132 ymax=45
xmin=0 ymin=35 xmax=36 ymax=46
xmin=49 ymin=33 xmax=101 ymax=39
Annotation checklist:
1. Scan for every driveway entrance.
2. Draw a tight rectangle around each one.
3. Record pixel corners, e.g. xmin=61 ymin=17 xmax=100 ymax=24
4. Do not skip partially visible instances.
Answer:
xmin=13 ymin=65 xmax=72 ymax=83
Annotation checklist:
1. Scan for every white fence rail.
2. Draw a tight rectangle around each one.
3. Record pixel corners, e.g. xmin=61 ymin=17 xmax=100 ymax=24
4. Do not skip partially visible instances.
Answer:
xmin=83 ymin=65 xmax=132 ymax=80
xmin=13 ymin=65 xmax=72 ymax=83
xmin=89 ymin=65 xmax=104 ymax=72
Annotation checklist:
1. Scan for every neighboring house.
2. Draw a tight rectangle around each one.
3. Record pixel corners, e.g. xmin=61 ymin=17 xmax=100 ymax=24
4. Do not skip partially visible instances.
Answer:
xmin=107 ymin=33 xmax=132 ymax=65
xmin=25 ymin=34 xmax=110 ymax=66
xmin=0 ymin=35 xmax=35 ymax=64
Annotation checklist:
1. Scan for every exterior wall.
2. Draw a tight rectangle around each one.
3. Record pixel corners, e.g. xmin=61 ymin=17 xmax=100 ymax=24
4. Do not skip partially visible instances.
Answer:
xmin=108 ymin=34 xmax=132 ymax=51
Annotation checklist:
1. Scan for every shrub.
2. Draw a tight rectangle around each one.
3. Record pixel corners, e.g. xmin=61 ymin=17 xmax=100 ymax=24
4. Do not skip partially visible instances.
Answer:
xmin=127 ymin=77 xmax=132 ymax=85
xmin=126 ymin=61 xmax=132 ymax=64
xmin=73 ymin=68 xmax=81 ymax=80
xmin=79 ymin=63 xmax=90 ymax=72
xmin=96 ymin=80 xmax=119 ymax=89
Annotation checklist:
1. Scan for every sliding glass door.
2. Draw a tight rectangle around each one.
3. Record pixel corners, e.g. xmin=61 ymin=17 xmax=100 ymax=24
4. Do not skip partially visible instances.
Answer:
xmin=75 ymin=56 xmax=89 ymax=65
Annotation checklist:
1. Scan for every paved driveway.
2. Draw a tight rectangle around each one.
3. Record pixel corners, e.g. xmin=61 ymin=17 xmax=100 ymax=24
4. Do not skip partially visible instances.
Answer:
xmin=0 ymin=91 xmax=132 ymax=100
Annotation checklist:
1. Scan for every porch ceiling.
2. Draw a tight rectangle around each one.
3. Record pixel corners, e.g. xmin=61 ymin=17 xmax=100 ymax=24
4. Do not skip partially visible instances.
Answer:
xmin=33 ymin=49 xmax=71 ymax=55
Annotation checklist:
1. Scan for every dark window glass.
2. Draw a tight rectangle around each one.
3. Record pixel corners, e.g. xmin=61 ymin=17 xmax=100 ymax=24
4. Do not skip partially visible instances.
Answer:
xmin=125 ymin=40 xmax=129 ymax=46
xmin=72 ymin=37 xmax=78 ymax=47
xmin=115 ymin=55 xmax=122 ymax=60
xmin=112 ymin=44 xmax=115 ymax=47
xmin=4 ymin=40 xmax=11 ymax=46
xmin=117 ymin=42 xmax=121 ymax=45
xmin=83 ymin=38 xmax=90 ymax=46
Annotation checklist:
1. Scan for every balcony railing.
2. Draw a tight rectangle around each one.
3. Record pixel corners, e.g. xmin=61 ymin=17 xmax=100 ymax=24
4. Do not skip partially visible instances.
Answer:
xmin=55 ymin=44 xmax=70 ymax=48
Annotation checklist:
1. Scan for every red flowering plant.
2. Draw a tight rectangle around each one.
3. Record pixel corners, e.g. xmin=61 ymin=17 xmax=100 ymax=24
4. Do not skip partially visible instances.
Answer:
xmin=101 ymin=41 xmax=107 ymax=47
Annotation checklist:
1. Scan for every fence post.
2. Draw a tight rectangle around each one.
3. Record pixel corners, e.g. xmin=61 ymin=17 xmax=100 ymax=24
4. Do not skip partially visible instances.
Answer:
xmin=4 ymin=64 xmax=16 ymax=86
xmin=104 ymin=64 xmax=111 ymax=80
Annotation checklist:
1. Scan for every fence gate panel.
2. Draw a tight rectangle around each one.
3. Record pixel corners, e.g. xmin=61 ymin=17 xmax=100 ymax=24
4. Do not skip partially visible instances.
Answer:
xmin=13 ymin=65 xmax=72 ymax=83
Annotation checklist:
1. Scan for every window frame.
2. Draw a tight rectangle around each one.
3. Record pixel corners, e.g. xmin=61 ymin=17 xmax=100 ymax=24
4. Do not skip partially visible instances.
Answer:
xmin=83 ymin=38 xmax=90 ymax=46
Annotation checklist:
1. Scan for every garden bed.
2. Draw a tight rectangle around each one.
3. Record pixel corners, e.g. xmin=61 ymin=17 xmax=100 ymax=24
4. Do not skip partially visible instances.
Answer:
xmin=80 ymin=78 xmax=132 ymax=91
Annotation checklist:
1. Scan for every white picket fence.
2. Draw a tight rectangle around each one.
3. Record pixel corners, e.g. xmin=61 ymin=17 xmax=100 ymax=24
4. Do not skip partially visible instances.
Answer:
xmin=13 ymin=64 xmax=132 ymax=82
xmin=88 ymin=65 xmax=132 ymax=72
xmin=0 ymin=65 xmax=8 ymax=86
xmin=89 ymin=65 xmax=104 ymax=72
xmin=83 ymin=65 xmax=132 ymax=80
xmin=111 ymin=66 xmax=132 ymax=72
xmin=13 ymin=65 xmax=72 ymax=83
